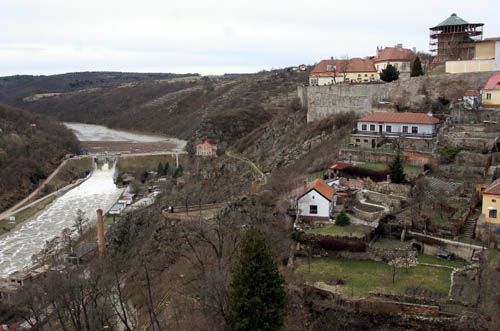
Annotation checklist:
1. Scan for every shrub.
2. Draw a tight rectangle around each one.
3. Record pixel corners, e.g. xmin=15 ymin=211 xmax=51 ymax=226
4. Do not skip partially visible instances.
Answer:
xmin=411 ymin=56 xmax=424 ymax=77
xmin=439 ymin=144 xmax=461 ymax=163
xmin=335 ymin=211 xmax=351 ymax=226
xmin=317 ymin=236 xmax=367 ymax=252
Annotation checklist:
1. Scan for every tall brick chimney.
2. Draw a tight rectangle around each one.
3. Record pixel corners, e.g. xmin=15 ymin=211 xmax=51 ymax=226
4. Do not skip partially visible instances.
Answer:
xmin=96 ymin=209 xmax=105 ymax=257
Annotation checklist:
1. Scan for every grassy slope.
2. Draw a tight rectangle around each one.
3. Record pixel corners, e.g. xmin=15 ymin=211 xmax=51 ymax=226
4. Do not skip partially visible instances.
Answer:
xmin=306 ymin=224 xmax=370 ymax=238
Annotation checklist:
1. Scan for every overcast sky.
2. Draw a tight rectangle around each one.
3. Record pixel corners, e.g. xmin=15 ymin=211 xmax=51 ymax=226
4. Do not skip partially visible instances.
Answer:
xmin=1 ymin=0 xmax=499 ymax=76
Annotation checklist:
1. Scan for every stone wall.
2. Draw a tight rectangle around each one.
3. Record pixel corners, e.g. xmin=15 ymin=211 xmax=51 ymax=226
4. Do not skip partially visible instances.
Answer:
xmin=340 ymin=148 xmax=436 ymax=166
xmin=303 ymin=72 xmax=494 ymax=123
xmin=408 ymin=232 xmax=484 ymax=262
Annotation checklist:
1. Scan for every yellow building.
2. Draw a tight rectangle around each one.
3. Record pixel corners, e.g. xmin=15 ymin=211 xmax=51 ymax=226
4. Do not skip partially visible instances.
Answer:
xmin=446 ymin=37 xmax=500 ymax=73
xmin=482 ymin=73 xmax=500 ymax=107
xmin=309 ymin=58 xmax=378 ymax=85
xmin=482 ymin=179 xmax=500 ymax=224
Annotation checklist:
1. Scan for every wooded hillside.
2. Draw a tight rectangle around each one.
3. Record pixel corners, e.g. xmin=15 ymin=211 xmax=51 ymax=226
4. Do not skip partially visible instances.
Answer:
xmin=0 ymin=103 xmax=80 ymax=212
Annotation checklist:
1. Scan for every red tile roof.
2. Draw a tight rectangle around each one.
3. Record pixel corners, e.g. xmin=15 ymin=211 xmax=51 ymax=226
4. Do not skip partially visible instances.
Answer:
xmin=374 ymin=47 xmax=414 ymax=63
xmin=310 ymin=58 xmax=376 ymax=76
xmin=484 ymin=179 xmax=500 ymax=196
xmin=358 ymin=112 xmax=440 ymax=125
xmin=302 ymin=178 xmax=335 ymax=201
xmin=196 ymin=140 xmax=217 ymax=148
xmin=329 ymin=162 xmax=349 ymax=170
xmin=484 ymin=73 xmax=500 ymax=90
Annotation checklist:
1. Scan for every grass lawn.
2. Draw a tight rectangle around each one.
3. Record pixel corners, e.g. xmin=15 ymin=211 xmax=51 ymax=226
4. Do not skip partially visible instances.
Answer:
xmin=0 ymin=195 xmax=56 ymax=236
xmin=116 ymin=154 xmax=184 ymax=175
xmin=417 ymin=254 xmax=468 ymax=268
xmin=296 ymin=257 xmax=452 ymax=297
xmin=306 ymin=223 xmax=370 ymax=238
xmin=358 ymin=162 xmax=422 ymax=176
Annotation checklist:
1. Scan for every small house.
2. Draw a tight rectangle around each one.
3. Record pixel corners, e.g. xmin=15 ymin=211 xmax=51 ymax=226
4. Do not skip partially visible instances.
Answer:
xmin=352 ymin=112 xmax=441 ymax=149
xmin=297 ymin=179 xmax=335 ymax=222
xmin=374 ymin=44 xmax=415 ymax=79
xmin=196 ymin=140 xmax=218 ymax=157
xmin=309 ymin=58 xmax=378 ymax=86
xmin=482 ymin=179 xmax=500 ymax=224
xmin=482 ymin=72 xmax=500 ymax=107
xmin=463 ymin=89 xmax=481 ymax=109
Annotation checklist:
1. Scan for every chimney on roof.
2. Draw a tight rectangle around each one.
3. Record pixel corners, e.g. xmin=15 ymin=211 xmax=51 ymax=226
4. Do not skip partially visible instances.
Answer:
xmin=412 ymin=47 xmax=417 ymax=53
xmin=330 ymin=56 xmax=334 ymax=61
xmin=96 ymin=209 xmax=105 ymax=257
xmin=396 ymin=43 xmax=403 ymax=48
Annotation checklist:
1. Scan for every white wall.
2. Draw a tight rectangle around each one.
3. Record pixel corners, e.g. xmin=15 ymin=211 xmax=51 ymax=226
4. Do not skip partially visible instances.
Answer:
xmin=357 ymin=121 xmax=437 ymax=135
xmin=310 ymin=76 xmax=344 ymax=86
xmin=298 ymin=189 xmax=331 ymax=218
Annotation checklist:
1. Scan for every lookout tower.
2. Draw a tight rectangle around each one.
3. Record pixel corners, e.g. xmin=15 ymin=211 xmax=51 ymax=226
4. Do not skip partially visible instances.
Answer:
xmin=429 ymin=13 xmax=483 ymax=63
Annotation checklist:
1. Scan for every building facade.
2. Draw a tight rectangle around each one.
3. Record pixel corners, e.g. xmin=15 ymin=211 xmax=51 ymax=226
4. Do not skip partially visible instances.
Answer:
xmin=374 ymin=45 xmax=415 ymax=79
xmin=297 ymin=179 xmax=335 ymax=222
xmin=309 ymin=58 xmax=378 ymax=86
xmin=196 ymin=140 xmax=218 ymax=157
xmin=482 ymin=179 xmax=500 ymax=224
xmin=351 ymin=112 xmax=441 ymax=149
xmin=482 ymin=72 xmax=500 ymax=107
xmin=446 ymin=37 xmax=500 ymax=74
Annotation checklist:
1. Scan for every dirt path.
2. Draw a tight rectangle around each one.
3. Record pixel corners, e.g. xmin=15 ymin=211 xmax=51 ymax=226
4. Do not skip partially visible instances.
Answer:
xmin=225 ymin=150 xmax=267 ymax=186
xmin=0 ymin=159 xmax=68 ymax=220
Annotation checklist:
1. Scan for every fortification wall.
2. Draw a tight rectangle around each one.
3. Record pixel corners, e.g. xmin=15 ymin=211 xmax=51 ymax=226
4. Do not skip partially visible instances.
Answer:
xmin=303 ymin=72 xmax=494 ymax=123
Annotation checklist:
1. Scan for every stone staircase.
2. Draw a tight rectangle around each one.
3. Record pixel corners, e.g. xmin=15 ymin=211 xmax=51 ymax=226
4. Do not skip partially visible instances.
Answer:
xmin=462 ymin=217 xmax=477 ymax=239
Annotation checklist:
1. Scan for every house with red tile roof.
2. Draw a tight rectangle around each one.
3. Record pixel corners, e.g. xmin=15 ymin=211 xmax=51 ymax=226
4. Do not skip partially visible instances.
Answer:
xmin=374 ymin=44 xmax=415 ymax=79
xmin=351 ymin=112 xmax=441 ymax=149
xmin=482 ymin=179 xmax=500 ymax=224
xmin=309 ymin=58 xmax=378 ymax=86
xmin=196 ymin=140 xmax=218 ymax=157
xmin=482 ymin=72 xmax=500 ymax=107
xmin=297 ymin=178 xmax=336 ymax=222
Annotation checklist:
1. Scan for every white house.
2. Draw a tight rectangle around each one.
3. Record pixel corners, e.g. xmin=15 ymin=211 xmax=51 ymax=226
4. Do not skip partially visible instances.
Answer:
xmin=297 ymin=179 xmax=335 ymax=222
xmin=196 ymin=140 xmax=218 ymax=157
xmin=373 ymin=44 xmax=415 ymax=79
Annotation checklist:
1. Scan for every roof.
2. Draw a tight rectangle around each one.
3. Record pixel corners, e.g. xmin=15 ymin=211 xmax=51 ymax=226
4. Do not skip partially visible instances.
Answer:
xmin=374 ymin=47 xmax=414 ymax=63
xmin=431 ymin=13 xmax=482 ymax=29
xmin=329 ymin=162 xmax=349 ymax=170
xmin=300 ymin=178 xmax=335 ymax=201
xmin=476 ymin=37 xmax=500 ymax=43
xmin=196 ymin=140 xmax=217 ymax=148
xmin=464 ymin=89 xmax=480 ymax=97
xmin=484 ymin=179 xmax=500 ymax=196
xmin=484 ymin=73 xmax=500 ymax=90
xmin=358 ymin=112 xmax=440 ymax=125
xmin=310 ymin=58 xmax=376 ymax=76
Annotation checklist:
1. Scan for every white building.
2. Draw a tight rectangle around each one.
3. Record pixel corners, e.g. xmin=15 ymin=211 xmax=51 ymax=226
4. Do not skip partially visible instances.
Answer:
xmin=356 ymin=112 xmax=440 ymax=137
xmin=373 ymin=44 xmax=415 ymax=79
xmin=297 ymin=179 xmax=335 ymax=222
xmin=196 ymin=140 xmax=218 ymax=157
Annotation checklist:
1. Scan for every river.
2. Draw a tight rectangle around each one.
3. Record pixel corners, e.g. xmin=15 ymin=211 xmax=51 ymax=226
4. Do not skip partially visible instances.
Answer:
xmin=0 ymin=123 xmax=180 ymax=277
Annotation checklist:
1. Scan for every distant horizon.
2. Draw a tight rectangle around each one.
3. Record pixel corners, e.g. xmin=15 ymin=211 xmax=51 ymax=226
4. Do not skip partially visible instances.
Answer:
xmin=1 ymin=1 xmax=499 ymax=77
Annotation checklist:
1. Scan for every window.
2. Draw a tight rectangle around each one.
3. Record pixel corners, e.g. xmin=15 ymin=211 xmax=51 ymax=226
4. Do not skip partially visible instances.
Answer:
xmin=358 ymin=74 xmax=361 ymax=77
xmin=492 ymin=199 xmax=496 ymax=203
xmin=355 ymin=139 xmax=360 ymax=142
xmin=489 ymin=209 xmax=498 ymax=219
xmin=402 ymin=126 xmax=408 ymax=133
xmin=486 ymin=93 xmax=492 ymax=100
xmin=386 ymin=125 xmax=392 ymax=132
xmin=402 ymin=63 xmax=408 ymax=71
xmin=364 ymin=74 xmax=368 ymax=77
xmin=310 ymin=205 xmax=318 ymax=214
xmin=363 ymin=139 xmax=368 ymax=143
xmin=361 ymin=124 xmax=367 ymax=131
xmin=412 ymin=126 xmax=418 ymax=134
xmin=370 ymin=124 xmax=375 ymax=131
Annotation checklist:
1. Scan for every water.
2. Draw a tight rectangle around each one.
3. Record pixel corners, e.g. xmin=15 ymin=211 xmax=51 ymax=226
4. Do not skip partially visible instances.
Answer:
xmin=0 ymin=163 xmax=123 ymax=277
xmin=64 ymin=122 xmax=187 ymax=151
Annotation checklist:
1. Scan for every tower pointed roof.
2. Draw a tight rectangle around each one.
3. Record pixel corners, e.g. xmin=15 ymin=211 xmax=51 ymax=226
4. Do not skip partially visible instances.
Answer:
xmin=431 ymin=13 xmax=483 ymax=30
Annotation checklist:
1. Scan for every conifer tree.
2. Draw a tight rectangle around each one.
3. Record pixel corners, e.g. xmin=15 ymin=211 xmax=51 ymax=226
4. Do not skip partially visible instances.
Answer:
xmin=226 ymin=229 xmax=286 ymax=331
xmin=163 ymin=162 xmax=170 ymax=176
xmin=157 ymin=162 xmax=164 ymax=176
xmin=380 ymin=64 xmax=400 ymax=82
xmin=411 ymin=56 xmax=424 ymax=77
xmin=389 ymin=150 xmax=406 ymax=183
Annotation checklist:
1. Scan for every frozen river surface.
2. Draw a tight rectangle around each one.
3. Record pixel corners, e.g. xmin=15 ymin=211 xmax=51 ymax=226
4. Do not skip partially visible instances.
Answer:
xmin=0 ymin=164 xmax=123 ymax=277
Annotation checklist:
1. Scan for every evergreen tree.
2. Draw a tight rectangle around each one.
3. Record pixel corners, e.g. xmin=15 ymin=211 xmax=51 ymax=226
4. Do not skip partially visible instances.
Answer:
xmin=380 ymin=64 xmax=400 ymax=82
xmin=163 ymin=162 xmax=170 ymax=176
xmin=173 ymin=164 xmax=183 ymax=178
xmin=157 ymin=162 xmax=164 ymax=176
xmin=335 ymin=211 xmax=350 ymax=226
xmin=411 ymin=56 xmax=424 ymax=77
xmin=226 ymin=229 xmax=286 ymax=331
xmin=389 ymin=150 xmax=406 ymax=183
